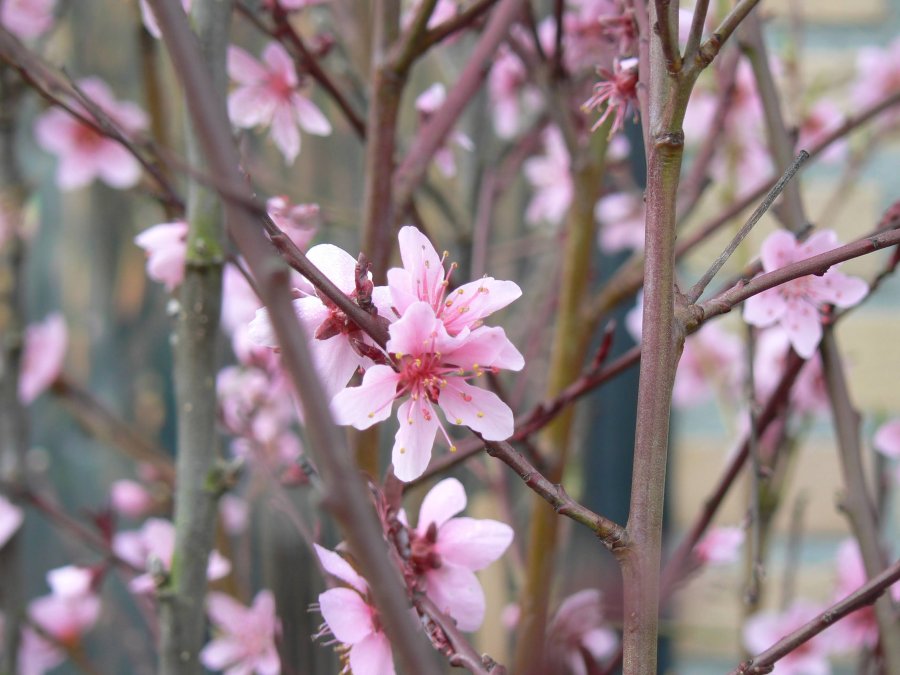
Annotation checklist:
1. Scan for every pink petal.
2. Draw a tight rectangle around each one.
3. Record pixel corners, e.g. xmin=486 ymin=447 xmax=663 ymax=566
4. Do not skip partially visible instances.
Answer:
xmin=397 ymin=226 xmax=444 ymax=306
xmin=200 ymin=637 xmax=246 ymax=670
xmin=438 ymin=379 xmax=514 ymax=441
xmin=207 ymin=592 xmax=250 ymax=634
xmin=94 ymin=142 xmax=143 ymax=188
xmin=228 ymin=46 xmax=267 ymax=85
xmin=874 ymin=419 xmax=900 ymax=459
xmin=392 ymin=397 xmax=438 ymax=482
xmin=0 ymin=495 xmax=24 ymax=549
xmin=228 ymin=86 xmax=277 ymax=128
xmin=436 ymin=517 xmax=513 ymax=570
xmin=34 ymin=109 xmax=78 ymax=154
xmin=318 ymin=587 xmax=375 ymax=645
xmin=310 ymin=335 xmax=366 ymax=400
xmin=386 ymin=267 xmax=419 ymax=317
xmin=417 ymin=477 xmax=467 ymax=532
xmin=306 ymin=244 xmax=358 ymax=294
xmin=331 ymin=365 xmax=399 ymax=429
xmin=56 ymin=150 xmax=101 ymax=190
xmin=581 ymin=627 xmax=619 ymax=660
xmin=780 ymin=300 xmax=822 ymax=359
xmin=439 ymin=278 xmax=521 ymax=334
xmin=425 ymin=564 xmax=485 ymax=631
xmin=19 ymin=313 xmax=67 ymax=404
xmin=349 ymin=632 xmax=396 ymax=675
xmin=742 ymin=288 xmax=787 ymax=329
xmin=385 ymin=301 xmax=442 ymax=357
xmin=814 ymin=271 xmax=868 ymax=308
xmin=759 ymin=229 xmax=798 ymax=272
xmin=46 ymin=566 xmax=92 ymax=597
xmin=444 ymin=325 xmax=524 ymax=371
xmin=799 ymin=230 xmax=840 ymax=259
xmin=293 ymin=94 xmax=332 ymax=136
xmin=314 ymin=543 xmax=368 ymax=594
xmin=262 ymin=42 xmax=297 ymax=87
xmin=270 ymin=104 xmax=301 ymax=164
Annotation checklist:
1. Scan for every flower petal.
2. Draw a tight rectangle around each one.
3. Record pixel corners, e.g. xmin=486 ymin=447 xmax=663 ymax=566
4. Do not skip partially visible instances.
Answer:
xmin=314 ymin=543 xmax=367 ymax=594
xmin=780 ymin=300 xmax=822 ymax=359
xmin=331 ymin=365 xmax=399 ymax=429
xmin=228 ymin=46 xmax=267 ymax=85
xmin=270 ymin=104 xmax=301 ymax=164
xmin=349 ymin=632 xmax=396 ymax=675
xmin=293 ymin=94 xmax=333 ymax=136
xmin=397 ymin=226 xmax=445 ymax=307
xmin=417 ymin=477 xmax=467 ymax=532
xmin=759 ymin=229 xmax=798 ymax=272
xmin=438 ymin=379 xmax=514 ymax=441
xmin=392 ymin=397 xmax=438 ymax=482
xmin=425 ymin=564 xmax=485 ymax=631
xmin=436 ymin=517 xmax=513 ymax=570
xmin=306 ymin=244 xmax=359 ymax=294
xmin=318 ymin=587 xmax=374 ymax=645
xmin=228 ymin=86 xmax=277 ymax=128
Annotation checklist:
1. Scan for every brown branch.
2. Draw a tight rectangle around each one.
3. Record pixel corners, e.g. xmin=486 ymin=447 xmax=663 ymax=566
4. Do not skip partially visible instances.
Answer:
xmin=415 ymin=0 xmax=498 ymax=57
xmin=653 ymin=0 xmax=682 ymax=74
xmin=144 ymin=2 xmax=438 ymax=672
xmin=418 ymin=595 xmax=503 ymax=675
xmin=729 ymin=556 xmax=900 ymax=674
xmin=695 ymin=0 xmax=761 ymax=70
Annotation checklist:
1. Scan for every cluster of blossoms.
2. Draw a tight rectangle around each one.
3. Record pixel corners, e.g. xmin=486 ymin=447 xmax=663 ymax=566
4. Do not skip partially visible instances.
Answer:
xmin=315 ymin=478 xmax=514 ymax=675
xmin=250 ymin=225 xmax=523 ymax=481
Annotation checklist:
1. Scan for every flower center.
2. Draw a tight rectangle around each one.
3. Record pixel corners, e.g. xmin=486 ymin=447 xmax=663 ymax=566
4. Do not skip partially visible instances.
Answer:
xmin=408 ymin=521 xmax=442 ymax=573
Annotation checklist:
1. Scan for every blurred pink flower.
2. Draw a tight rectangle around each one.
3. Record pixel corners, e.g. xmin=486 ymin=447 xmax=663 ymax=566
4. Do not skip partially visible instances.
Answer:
xmin=744 ymin=600 xmax=833 ymax=674
xmin=19 ymin=312 xmax=67 ymax=404
xmin=200 ymin=590 xmax=281 ymax=675
xmin=487 ymin=45 xmax=540 ymax=139
xmin=315 ymin=543 xmax=396 ymax=675
xmin=1 ymin=0 xmax=56 ymax=40
xmin=415 ymin=83 xmax=474 ymax=177
xmin=113 ymin=518 xmax=231 ymax=594
xmin=139 ymin=0 xmax=190 ymax=39
xmin=873 ymin=418 xmax=900 ymax=459
xmin=0 ymin=494 xmax=24 ymax=549
xmin=582 ymin=57 xmax=639 ymax=137
xmin=248 ymin=243 xmax=383 ymax=398
xmin=853 ymin=37 xmax=900 ymax=126
xmin=29 ymin=566 xmax=101 ymax=648
xmin=134 ymin=221 xmax=188 ymax=291
xmin=34 ymin=78 xmax=147 ymax=190
xmin=696 ymin=526 xmax=744 ymax=565
xmin=264 ymin=0 xmax=326 ymax=8
xmin=524 ymin=126 xmax=573 ymax=227
xmin=827 ymin=539 xmax=900 ymax=652
xmin=546 ymin=588 xmax=618 ymax=675
xmin=219 ymin=495 xmax=249 ymax=536
xmin=407 ymin=477 xmax=513 ymax=630
xmin=266 ymin=195 xmax=319 ymax=250
xmin=797 ymin=99 xmax=846 ymax=164
xmin=110 ymin=479 xmax=154 ymax=519
xmin=754 ymin=328 xmax=829 ymax=415
xmin=17 ymin=624 xmax=66 ymax=675
xmin=595 ymin=191 xmax=644 ymax=253
xmin=332 ymin=301 xmax=522 ymax=481
xmin=387 ymin=225 xmax=521 ymax=336
xmin=743 ymin=230 xmax=868 ymax=358
xmin=227 ymin=42 xmax=332 ymax=164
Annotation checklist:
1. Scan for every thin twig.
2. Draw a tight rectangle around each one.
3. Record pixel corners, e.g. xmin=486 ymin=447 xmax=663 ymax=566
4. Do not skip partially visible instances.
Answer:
xmin=687 ymin=150 xmax=809 ymax=303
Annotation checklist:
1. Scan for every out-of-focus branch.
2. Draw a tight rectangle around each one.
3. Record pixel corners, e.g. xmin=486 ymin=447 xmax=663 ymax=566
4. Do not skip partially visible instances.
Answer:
xmin=52 ymin=376 xmax=175 ymax=483
xmin=157 ymin=1 xmax=230 ymax=673
xmin=729 ymin=556 xmax=900 ymax=675
xmin=415 ymin=0 xmax=498 ymax=57
xmin=695 ymin=0 xmax=761 ymax=70
xmin=418 ymin=595 xmax=504 ymax=675
xmin=0 ymin=61 xmax=28 ymax=675
xmin=145 ymin=1 xmax=439 ymax=672
xmin=392 ymin=0 xmax=526 ymax=212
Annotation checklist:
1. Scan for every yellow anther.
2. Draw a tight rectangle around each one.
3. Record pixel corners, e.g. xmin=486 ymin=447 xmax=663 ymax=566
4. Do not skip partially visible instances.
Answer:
xmin=457 ymin=288 xmax=465 ymax=295
xmin=424 ymin=260 xmax=430 ymax=268
xmin=455 ymin=418 xmax=463 ymax=424
xmin=477 ymin=412 xmax=485 ymax=418
xmin=414 ymin=358 xmax=422 ymax=367
xmin=368 ymin=412 xmax=375 ymax=419
xmin=395 ymin=352 xmax=404 ymax=359
xmin=407 ymin=418 xmax=413 ymax=425
xmin=450 ymin=445 xmax=457 ymax=453
xmin=445 ymin=300 xmax=454 ymax=307
xmin=399 ymin=447 xmax=406 ymax=454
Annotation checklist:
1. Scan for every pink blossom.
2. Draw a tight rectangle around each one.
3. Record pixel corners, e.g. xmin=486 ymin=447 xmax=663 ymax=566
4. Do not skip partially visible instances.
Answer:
xmin=134 ymin=221 xmax=188 ymax=291
xmin=0 ymin=494 xmax=24 ymax=549
xmin=248 ymin=243 xmax=383 ymax=398
xmin=19 ymin=312 xmax=67 ymax=404
xmin=315 ymin=543 xmax=396 ymax=675
xmin=227 ymin=42 xmax=332 ymax=164
xmin=387 ymin=225 xmax=522 ymax=336
xmin=331 ymin=301 xmax=522 ymax=481
xmin=524 ymin=126 xmax=573 ymax=227
xmin=695 ymin=526 xmax=744 ymax=565
xmin=402 ymin=0 xmax=458 ymax=32
xmin=827 ymin=539 xmax=900 ymax=652
xmin=743 ymin=230 xmax=868 ymax=359
xmin=200 ymin=590 xmax=281 ymax=675
xmin=109 ymin=479 xmax=154 ymax=519
xmin=595 ymin=191 xmax=645 ymax=253
xmin=487 ymin=46 xmax=539 ymax=139
xmin=266 ymin=195 xmax=319 ymax=251
xmin=582 ymin=57 xmax=639 ymax=137
xmin=34 ymin=78 xmax=148 ymax=190
xmin=853 ymin=37 xmax=900 ymax=126
xmin=754 ymin=328 xmax=829 ymax=415
xmin=113 ymin=518 xmax=231 ymax=594
xmin=29 ymin=566 xmax=101 ymax=648
xmin=17 ymin=625 xmax=66 ymax=675
xmin=0 ymin=0 xmax=56 ymax=40
xmin=546 ymin=589 xmax=619 ymax=675
xmin=221 ymin=263 xmax=271 ymax=365
xmin=415 ymin=84 xmax=474 ymax=177
xmin=139 ymin=0 xmax=190 ymax=39
xmin=406 ymin=478 xmax=513 ymax=630
xmin=219 ymin=495 xmax=249 ymax=536
xmin=873 ymin=418 xmax=900 ymax=459
xmin=218 ymin=364 xmax=297 ymax=445
xmin=560 ymin=1 xmax=621 ymax=72
xmin=743 ymin=600 xmax=834 ymax=674
xmin=797 ymin=99 xmax=846 ymax=164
